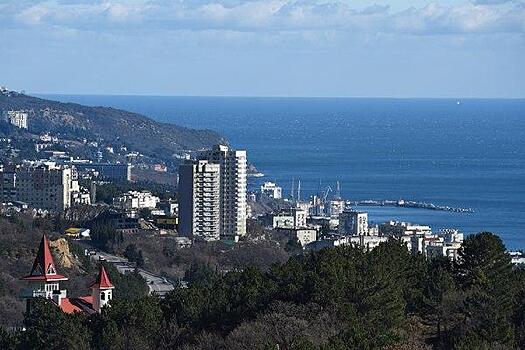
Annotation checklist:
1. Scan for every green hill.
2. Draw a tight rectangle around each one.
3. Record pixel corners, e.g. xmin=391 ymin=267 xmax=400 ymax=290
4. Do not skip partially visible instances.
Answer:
xmin=0 ymin=91 xmax=225 ymax=160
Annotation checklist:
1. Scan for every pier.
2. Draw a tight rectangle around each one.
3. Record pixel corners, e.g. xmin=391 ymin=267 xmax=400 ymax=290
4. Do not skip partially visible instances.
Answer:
xmin=347 ymin=199 xmax=474 ymax=213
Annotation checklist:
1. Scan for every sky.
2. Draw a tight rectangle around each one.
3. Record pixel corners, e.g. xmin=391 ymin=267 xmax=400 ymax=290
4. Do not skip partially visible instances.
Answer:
xmin=0 ymin=0 xmax=524 ymax=98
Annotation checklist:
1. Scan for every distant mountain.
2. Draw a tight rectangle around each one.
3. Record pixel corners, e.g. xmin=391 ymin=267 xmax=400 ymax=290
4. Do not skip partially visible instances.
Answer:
xmin=0 ymin=91 xmax=225 ymax=160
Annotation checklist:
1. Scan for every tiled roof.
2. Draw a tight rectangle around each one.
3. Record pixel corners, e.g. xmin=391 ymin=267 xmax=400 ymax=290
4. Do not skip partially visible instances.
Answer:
xmin=90 ymin=266 xmax=114 ymax=289
xmin=21 ymin=235 xmax=68 ymax=282
xmin=58 ymin=296 xmax=97 ymax=314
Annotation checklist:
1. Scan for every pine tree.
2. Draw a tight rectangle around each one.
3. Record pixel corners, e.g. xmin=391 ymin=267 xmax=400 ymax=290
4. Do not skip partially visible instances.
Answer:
xmin=423 ymin=257 xmax=462 ymax=347
xmin=454 ymin=232 xmax=515 ymax=346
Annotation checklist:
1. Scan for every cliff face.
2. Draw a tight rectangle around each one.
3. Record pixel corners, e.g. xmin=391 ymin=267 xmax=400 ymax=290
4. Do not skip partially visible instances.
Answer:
xmin=0 ymin=92 xmax=225 ymax=159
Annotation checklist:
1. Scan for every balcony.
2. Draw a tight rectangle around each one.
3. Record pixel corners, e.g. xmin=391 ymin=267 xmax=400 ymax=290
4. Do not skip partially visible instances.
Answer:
xmin=19 ymin=289 xmax=48 ymax=298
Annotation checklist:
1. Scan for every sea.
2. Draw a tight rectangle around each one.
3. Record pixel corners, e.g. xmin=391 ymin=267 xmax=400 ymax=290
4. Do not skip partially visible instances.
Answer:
xmin=40 ymin=95 xmax=525 ymax=249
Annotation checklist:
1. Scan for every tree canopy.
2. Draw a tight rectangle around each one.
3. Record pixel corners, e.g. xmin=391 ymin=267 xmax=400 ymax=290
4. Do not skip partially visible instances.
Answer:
xmin=2 ymin=232 xmax=525 ymax=350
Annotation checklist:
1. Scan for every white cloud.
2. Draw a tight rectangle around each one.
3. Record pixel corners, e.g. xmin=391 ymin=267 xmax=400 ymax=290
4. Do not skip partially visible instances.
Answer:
xmin=3 ymin=0 xmax=525 ymax=36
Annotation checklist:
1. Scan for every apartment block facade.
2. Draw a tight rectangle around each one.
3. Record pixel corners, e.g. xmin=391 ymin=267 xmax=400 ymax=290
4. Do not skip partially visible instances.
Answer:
xmin=338 ymin=210 xmax=369 ymax=236
xmin=178 ymin=160 xmax=221 ymax=241
xmin=0 ymin=162 xmax=84 ymax=211
xmin=178 ymin=145 xmax=247 ymax=241
xmin=201 ymin=145 xmax=247 ymax=240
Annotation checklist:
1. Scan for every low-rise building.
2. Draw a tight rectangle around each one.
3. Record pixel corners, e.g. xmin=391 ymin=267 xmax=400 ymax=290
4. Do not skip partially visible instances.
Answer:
xmin=70 ymin=162 xmax=132 ymax=181
xmin=509 ymin=251 xmax=525 ymax=266
xmin=380 ymin=221 xmax=432 ymax=237
xmin=349 ymin=235 xmax=389 ymax=250
xmin=277 ymin=227 xmax=317 ymax=247
xmin=3 ymin=110 xmax=28 ymax=129
xmin=72 ymin=188 xmax=91 ymax=206
xmin=20 ymin=235 xmax=115 ymax=315
xmin=158 ymin=200 xmax=178 ymax=216
xmin=260 ymin=181 xmax=282 ymax=199
xmin=326 ymin=199 xmax=345 ymax=217
xmin=272 ymin=207 xmax=307 ymax=229
xmin=338 ymin=210 xmax=368 ymax=236
xmin=425 ymin=229 xmax=464 ymax=260
xmin=65 ymin=228 xmax=91 ymax=239
xmin=113 ymin=191 xmax=160 ymax=211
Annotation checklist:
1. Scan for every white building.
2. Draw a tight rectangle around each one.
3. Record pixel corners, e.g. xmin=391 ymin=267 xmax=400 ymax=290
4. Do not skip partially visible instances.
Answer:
xmin=272 ymin=207 xmax=307 ymax=229
xmin=0 ymin=162 xmax=91 ymax=211
xmin=380 ymin=221 xmax=432 ymax=237
xmin=349 ymin=235 xmax=389 ymax=250
xmin=309 ymin=195 xmax=325 ymax=216
xmin=339 ymin=210 xmax=368 ymax=236
xmin=425 ymin=229 xmax=464 ymax=260
xmin=326 ymin=199 xmax=345 ymax=217
xmin=277 ymin=227 xmax=317 ymax=247
xmin=158 ymin=200 xmax=178 ymax=216
xmin=200 ymin=145 xmax=247 ymax=240
xmin=273 ymin=214 xmax=295 ymax=229
xmin=261 ymin=181 xmax=282 ymax=199
xmin=4 ymin=110 xmax=28 ymax=129
xmin=178 ymin=160 xmax=221 ymax=241
xmin=509 ymin=251 xmax=525 ymax=266
xmin=71 ymin=189 xmax=91 ymax=206
xmin=113 ymin=191 xmax=160 ymax=211
xmin=2 ymin=162 xmax=82 ymax=211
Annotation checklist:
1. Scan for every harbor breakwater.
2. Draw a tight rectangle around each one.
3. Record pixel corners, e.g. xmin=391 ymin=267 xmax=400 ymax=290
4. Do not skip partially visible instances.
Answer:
xmin=347 ymin=199 xmax=474 ymax=213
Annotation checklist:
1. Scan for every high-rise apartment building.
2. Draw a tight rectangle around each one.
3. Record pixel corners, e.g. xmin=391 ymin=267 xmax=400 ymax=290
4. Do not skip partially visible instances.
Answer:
xmin=178 ymin=145 xmax=247 ymax=241
xmin=201 ymin=145 xmax=247 ymax=240
xmin=178 ymin=160 xmax=221 ymax=241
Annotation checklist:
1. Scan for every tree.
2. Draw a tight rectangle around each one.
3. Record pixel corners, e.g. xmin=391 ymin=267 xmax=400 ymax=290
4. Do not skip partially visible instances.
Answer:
xmin=92 ymin=296 xmax=163 ymax=350
xmin=102 ymin=262 xmax=148 ymax=300
xmin=422 ymin=257 xmax=462 ymax=347
xmin=124 ymin=244 xmax=145 ymax=268
xmin=454 ymin=232 xmax=515 ymax=347
xmin=0 ymin=327 xmax=18 ymax=350
xmin=20 ymin=298 xmax=91 ymax=350
xmin=184 ymin=262 xmax=219 ymax=288
xmin=226 ymin=302 xmax=336 ymax=350
xmin=285 ymin=237 xmax=303 ymax=255
xmin=512 ymin=268 xmax=525 ymax=348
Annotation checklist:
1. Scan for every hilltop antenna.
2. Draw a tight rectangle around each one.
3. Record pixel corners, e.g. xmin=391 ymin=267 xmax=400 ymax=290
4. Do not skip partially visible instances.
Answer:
xmin=336 ymin=181 xmax=341 ymax=199
xmin=297 ymin=180 xmax=301 ymax=202
xmin=291 ymin=178 xmax=295 ymax=201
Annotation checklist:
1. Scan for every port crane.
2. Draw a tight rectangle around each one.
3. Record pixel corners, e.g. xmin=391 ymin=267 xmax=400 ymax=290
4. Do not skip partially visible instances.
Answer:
xmin=322 ymin=186 xmax=332 ymax=203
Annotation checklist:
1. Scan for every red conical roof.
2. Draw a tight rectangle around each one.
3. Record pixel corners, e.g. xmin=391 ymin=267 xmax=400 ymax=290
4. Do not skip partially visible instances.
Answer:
xmin=90 ymin=265 xmax=114 ymax=289
xmin=21 ymin=235 xmax=68 ymax=281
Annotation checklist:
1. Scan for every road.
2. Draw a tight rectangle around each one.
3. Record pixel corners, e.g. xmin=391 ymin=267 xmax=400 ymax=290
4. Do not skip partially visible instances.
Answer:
xmin=87 ymin=249 xmax=176 ymax=297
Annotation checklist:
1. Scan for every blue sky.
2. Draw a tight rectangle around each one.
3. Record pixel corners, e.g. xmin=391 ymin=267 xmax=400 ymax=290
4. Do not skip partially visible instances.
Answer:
xmin=0 ymin=0 xmax=523 ymax=97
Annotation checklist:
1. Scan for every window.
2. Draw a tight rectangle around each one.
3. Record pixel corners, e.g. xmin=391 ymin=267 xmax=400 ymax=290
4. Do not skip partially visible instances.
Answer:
xmin=100 ymin=292 xmax=105 ymax=300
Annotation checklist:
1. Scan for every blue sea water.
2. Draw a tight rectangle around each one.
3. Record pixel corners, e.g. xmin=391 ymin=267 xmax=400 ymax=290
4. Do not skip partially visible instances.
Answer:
xmin=41 ymin=95 xmax=525 ymax=249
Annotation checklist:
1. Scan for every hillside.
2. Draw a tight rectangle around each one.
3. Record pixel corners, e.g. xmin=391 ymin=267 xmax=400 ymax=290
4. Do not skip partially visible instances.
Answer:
xmin=0 ymin=91 xmax=225 ymax=160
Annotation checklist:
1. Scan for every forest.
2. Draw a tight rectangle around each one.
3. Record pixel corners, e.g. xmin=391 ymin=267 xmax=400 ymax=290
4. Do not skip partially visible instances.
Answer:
xmin=1 ymin=231 xmax=524 ymax=350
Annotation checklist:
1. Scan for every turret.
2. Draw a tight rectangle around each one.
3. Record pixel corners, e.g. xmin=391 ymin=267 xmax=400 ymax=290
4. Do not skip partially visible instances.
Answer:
xmin=20 ymin=235 xmax=68 ymax=312
xmin=90 ymin=265 xmax=115 ymax=313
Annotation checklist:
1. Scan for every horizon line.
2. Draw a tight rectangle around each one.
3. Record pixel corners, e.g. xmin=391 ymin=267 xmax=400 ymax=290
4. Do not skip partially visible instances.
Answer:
xmin=32 ymin=92 xmax=525 ymax=100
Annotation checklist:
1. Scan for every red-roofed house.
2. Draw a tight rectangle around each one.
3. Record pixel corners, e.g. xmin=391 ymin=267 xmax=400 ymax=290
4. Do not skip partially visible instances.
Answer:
xmin=20 ymin=234 xmax=115 ymax=314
